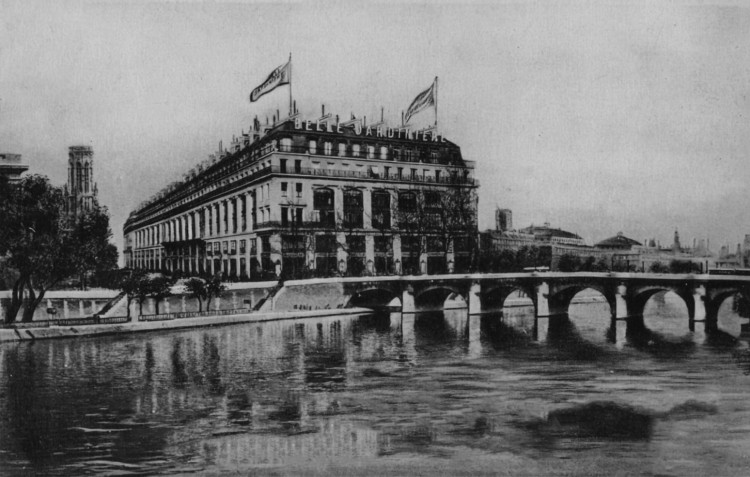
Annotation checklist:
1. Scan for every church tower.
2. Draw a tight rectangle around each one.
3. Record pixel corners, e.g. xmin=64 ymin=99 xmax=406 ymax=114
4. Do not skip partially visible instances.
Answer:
xmin=64 ymin=145 xmax=98 ymax=218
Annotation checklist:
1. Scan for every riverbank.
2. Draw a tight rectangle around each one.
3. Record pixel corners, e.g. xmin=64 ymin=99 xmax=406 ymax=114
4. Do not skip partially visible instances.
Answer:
xmin=0 ymin=307 xmax=371 ymax=343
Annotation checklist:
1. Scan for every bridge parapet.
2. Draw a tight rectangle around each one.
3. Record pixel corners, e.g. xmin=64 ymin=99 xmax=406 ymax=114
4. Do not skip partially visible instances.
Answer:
xmin=295 ymin=273 xmax=750 ymax=329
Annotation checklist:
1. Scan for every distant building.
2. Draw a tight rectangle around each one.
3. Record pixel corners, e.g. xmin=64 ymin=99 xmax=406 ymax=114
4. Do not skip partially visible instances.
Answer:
xmin=518 ymin=222 xmax=586 ymax=246
xmin=495 ymin=208 xmax=512 ymax=232
xmin=637 ymin=229 xmax=713 ymax=272
xmin=480 ymin=218 xmax=612 ymax=270
xmin=0 ymin=153 xmax=29 ymax=183
xmin=63 ymin=145 xmax=98 ymax=218
xmin=594 ymin=232 xmax=642 ymax=250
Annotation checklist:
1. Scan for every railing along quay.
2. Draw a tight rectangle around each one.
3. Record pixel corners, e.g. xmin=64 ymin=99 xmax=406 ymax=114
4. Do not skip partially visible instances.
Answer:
xmin=2 ymin=308 xmax=252 ymax=328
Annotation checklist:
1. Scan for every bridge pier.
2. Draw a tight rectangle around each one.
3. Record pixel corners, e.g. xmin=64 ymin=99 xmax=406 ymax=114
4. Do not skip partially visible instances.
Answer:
xmin=534 ymin=282 xmax=550 ymax=318
xmin=468 ymin=282 xmax=481 ymax=315
xmin=704 ymin=300 xmax=720 ymax=334
xmin=690 ymin=286 xmax=706 ymax=332
xmin=402 ymin=286 xmax=415 ymax=314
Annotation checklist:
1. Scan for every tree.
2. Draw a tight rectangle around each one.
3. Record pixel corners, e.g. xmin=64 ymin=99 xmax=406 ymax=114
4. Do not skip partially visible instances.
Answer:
xmin=669 ymin=259 xmax=701 ymax=274
xmin=120 ymin=269 xmax=148 ymax=319
xmin=557 ymin=253 xmax=581 ymax=272
xmin=68 ymin=205 xmax=118 ymax=289
xmin=0 ymin=175 xmax=77 ymax=323
xmin=649 ymin=261 xmax=669 ymax=273
xmin=393 ymin=188 xmax=431 ymax=274
xmin=0 ymin=175 xmax=118 ymax=323
xmin=184 ymin=277 xmax=208 ymax=312
xmin=205 ymin=273 xmax=226 ymax=311
xmin=144 ymin=275 xmax=173 ymax=315
xmin=435 ymin=184 xmax=479 ymax=272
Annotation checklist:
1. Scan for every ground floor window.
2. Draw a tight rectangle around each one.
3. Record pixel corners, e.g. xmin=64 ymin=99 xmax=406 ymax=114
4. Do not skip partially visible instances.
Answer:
xmin=316 ymin=256 xmax=337 ymax=276
xmin=427 ymin=256 xmax=446 ymax=275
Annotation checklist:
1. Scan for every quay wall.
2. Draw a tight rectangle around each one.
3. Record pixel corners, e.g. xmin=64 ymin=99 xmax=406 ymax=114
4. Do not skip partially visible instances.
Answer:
xmin=0 ymin=308 xmax=371 ymax=343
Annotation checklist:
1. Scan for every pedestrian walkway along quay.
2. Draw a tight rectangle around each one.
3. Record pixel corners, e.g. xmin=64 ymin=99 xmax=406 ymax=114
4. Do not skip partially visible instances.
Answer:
xmin=0 ymin=307 xmax=371 ymax=343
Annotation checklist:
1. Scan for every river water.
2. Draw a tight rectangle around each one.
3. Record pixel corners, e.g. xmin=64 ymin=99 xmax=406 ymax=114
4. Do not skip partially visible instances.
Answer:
xmin=2 ymin=291 xmax=750 ymax=476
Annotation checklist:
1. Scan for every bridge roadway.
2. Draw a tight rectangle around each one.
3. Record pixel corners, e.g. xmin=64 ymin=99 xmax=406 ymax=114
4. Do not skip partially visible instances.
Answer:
xmin=329 ymin=272 xmax=750 ymax=334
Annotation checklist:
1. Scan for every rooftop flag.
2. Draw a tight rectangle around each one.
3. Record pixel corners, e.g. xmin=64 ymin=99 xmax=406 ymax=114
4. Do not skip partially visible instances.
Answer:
xmin=250 ymin=59 xmax=291 ymax=103
xmin=404 ymin=77 xmax=437 ymax=124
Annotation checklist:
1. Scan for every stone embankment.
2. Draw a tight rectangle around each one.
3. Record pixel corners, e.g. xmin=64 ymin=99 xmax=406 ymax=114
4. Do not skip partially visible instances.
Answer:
xmin=0 ymin=279 xmax=371 ymax=343
xmin=0 ymin=277 xmax=608 ymax=343
xmin=0 ymin=307 xmax=370 ymax=343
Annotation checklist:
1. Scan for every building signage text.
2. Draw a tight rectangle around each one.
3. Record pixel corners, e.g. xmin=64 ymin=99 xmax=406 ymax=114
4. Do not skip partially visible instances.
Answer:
xmin=294 ymin=118 xmax=446 ymax=143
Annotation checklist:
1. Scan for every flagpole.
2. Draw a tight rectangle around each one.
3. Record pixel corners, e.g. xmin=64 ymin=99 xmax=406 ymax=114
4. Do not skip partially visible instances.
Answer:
xmin=288 ymin=52 xmax=293 ymax=117
xmin=434 ymin=76 xmax=438 ymax=132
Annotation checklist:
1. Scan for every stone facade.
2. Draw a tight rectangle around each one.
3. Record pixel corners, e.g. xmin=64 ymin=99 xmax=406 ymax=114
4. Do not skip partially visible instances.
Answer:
xmin=63 ymin=145 xmax=98 ymax=218
xmin=123 ymin=111 xmax=478 ymax=279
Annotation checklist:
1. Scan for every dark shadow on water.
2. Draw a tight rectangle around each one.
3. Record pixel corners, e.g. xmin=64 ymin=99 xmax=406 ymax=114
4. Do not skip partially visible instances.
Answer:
xmin=481 ymin=314 xmax=536 ymax=349
xmin=545 ymin=316 xmax=612 ymax=361
xmin=521 ymin=401 xmax=654 ymax=450
xmin=626 ymin=324 xmax=696 ymax=358
xmin=731 ymin=347 xmax=750 ymax=375
xmin=519 ymin=399 xmax=719 ymax=450
xmin=704 ymin=328 xmax=739 ymax=350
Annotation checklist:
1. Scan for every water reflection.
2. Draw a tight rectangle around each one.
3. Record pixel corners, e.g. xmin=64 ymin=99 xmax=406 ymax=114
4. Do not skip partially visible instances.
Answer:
xmin=1 ymin=302 xmax=750 ymax=475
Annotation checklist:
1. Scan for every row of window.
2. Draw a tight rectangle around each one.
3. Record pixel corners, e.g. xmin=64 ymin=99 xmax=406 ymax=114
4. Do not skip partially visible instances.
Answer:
xmin=278 ymin=138 xmax=450 ymax=164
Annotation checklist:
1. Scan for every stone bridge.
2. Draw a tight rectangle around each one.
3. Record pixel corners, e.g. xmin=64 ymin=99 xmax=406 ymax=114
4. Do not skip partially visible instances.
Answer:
xmin=339 ymin=272 xmax=750 ymax=334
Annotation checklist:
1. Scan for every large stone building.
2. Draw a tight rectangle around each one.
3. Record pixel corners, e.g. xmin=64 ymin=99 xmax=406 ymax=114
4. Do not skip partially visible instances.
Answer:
xmin=123 ymin=109 xmax=478 ymax=279
xmin=63 ymin=145 xmax=98 ymax=218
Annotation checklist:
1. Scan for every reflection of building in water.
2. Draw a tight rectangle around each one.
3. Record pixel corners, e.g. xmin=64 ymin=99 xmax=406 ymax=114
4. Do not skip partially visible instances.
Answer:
xmin=189 ymin=421 xmax=379 ymax=467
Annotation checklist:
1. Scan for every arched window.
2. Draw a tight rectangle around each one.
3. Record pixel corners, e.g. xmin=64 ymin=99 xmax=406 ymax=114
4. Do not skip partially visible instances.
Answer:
xmin=76 ymin=163 xmax=82 ymax=191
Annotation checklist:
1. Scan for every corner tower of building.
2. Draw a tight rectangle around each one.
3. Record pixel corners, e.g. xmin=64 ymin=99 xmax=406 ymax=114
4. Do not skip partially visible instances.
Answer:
xmin=64 ymin=145 xmax=98 ymax=218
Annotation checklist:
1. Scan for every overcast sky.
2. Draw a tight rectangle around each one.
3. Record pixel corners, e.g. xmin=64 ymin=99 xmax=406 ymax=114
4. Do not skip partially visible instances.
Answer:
xmin=2 ymin=1 xmax=750 ymax=254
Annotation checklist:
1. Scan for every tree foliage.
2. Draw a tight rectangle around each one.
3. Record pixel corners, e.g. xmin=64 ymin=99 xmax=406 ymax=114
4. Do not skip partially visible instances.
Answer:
xmin=205 ymin=273 xmax=226 ymax=311
xmin=0 ymin=175 xmax=118 ymax=323
xmin=478 ymin=246 xmax=552 ymax=272
xmin=184 ymin=277 xmax=208 ymax=312
xmin=649 ymin=261 xmax=670 ymax=273
xmin=120 ymin=269 xmax=147 ymax=318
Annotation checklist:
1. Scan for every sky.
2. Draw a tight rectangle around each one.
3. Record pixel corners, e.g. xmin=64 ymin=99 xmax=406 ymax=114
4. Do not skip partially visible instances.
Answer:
xmin=2 ymin=0 xmax=750 ymax=256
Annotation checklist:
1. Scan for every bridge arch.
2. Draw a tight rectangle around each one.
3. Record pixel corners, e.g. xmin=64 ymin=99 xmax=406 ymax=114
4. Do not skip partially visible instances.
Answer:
xmin=547 ymin=284 xmax=616 ymax=318
xmin=347 ymin=287 xmax=400 ymax=310
xmin=481 ymin=285 xmax=538 ymax=313
xmin=628 ymin=286 xmax=693 ymax=320
xmin=414 ymin=286 xmax=465 ymax=311
xmin=704 ymin=287 xmax=749 ymax=335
